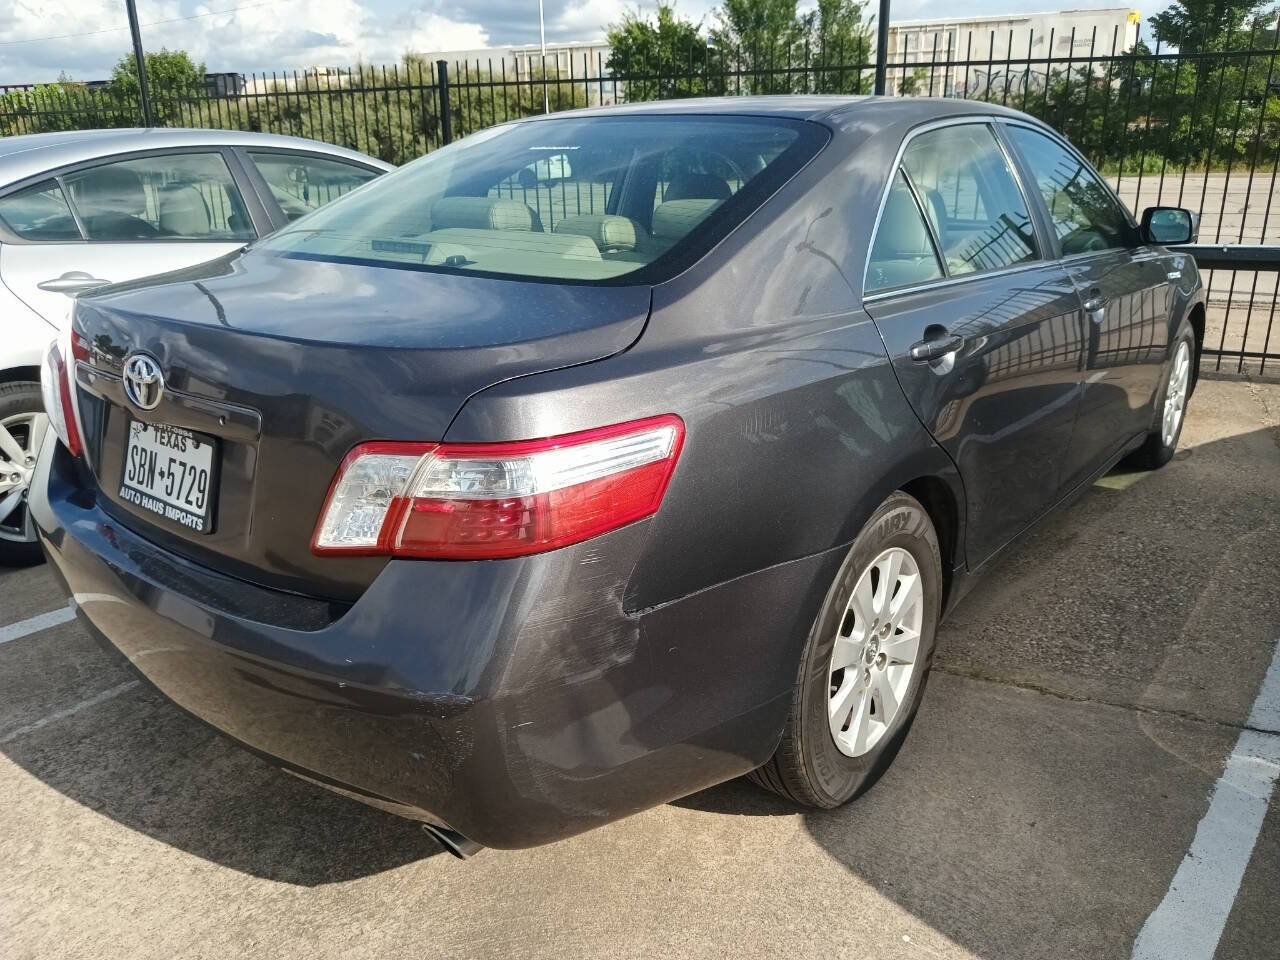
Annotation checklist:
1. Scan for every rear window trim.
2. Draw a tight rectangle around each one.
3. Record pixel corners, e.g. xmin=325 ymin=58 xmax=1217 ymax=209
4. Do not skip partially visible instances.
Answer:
xmin=259 ymin=114 xmax=833 ymax=288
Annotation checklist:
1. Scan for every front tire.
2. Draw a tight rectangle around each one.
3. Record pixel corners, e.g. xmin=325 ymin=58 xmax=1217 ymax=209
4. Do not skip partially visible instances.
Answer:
xmin=750 ymin=491 xmax=942 ymax=807
xmin=1127 ymin=324 xmax=1195 ymax=470
xmin=0 ymin=381 xmax=48 ymax=567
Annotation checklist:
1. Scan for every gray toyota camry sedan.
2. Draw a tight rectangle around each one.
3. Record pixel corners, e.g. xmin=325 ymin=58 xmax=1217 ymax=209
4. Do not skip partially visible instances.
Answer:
xmin=32 ymin=97 xmax=1204 ymax=856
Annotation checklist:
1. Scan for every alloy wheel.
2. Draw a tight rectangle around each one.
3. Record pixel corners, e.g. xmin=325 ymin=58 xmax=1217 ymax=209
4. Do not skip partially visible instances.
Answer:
xmin=826 ymin=546 xmax=924 ymax=758
xmin=1161 ymin=340 xmax=1191 ymax=448
xmin=0 ymin=410 xmax=49 ymax=544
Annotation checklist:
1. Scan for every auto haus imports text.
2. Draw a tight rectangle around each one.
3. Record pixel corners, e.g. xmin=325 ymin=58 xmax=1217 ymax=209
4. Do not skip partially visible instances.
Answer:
xmin=117 ymin=485 xmax=204 ymax=530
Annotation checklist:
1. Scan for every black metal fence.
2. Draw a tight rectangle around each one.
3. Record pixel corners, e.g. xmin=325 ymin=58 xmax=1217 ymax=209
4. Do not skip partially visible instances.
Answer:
xmin=3 ymin=25 xmax=1280 ymax=373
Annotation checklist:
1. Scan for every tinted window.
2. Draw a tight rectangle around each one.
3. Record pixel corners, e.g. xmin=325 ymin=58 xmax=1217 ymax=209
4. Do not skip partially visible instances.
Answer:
xmin=866 ymin=170 xmax=944 ymax=293
xmin=0 ymin=179 xmax=81 ymax=241
xmin=259 ymin=116 xmax=826 ymax=284
xmin=1005 ymin=126 xmax=1130 ymax=254
xmin=63 ymin=153 xmax=254 ymax=242
xmin=248 ymin=152 xmax=380 ymax=222
xmin=902 ymin=124 xmax=1039 ymax=276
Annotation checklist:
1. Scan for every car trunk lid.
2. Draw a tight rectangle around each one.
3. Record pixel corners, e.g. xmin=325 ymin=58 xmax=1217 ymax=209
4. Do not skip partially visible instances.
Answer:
xmin=71 ymin=251 xmax=651 ymax=601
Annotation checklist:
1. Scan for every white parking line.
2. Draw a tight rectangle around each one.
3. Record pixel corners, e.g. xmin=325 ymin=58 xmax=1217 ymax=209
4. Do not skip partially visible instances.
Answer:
xmin=0 ymin=680 xmax=140 ymax=745
xmin=1131 ymin=641 xmax=1280 ymax=959
xmin=0 ymin=603 xmax=76 ymax=646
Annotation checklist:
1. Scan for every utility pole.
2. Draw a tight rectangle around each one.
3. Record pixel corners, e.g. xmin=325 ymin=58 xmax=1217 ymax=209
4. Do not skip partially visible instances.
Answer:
xmin=874 ymin=0 xmax=891 ymax=95
xmin=124 ymin=0 xmax=155 ymax=126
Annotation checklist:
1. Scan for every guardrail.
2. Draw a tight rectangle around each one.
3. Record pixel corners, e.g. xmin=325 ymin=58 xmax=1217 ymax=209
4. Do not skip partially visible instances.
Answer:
xmin=1173 ymin=245 xmax=1280 ymax=374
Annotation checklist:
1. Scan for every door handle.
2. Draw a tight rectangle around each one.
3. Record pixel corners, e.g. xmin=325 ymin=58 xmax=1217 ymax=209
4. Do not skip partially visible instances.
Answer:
xmin=1081 ymin=295 xmax=1107 ymax=325
xmin=909 ymin=333 xmax=965 ymax=362
xmin=37 ymin=272 xmax=111 ymax=294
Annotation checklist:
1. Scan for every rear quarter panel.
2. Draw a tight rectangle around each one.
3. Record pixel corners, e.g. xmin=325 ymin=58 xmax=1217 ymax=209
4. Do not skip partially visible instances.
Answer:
xmin=0 ymin=256 xmax=56 ymax=374
xmin=448 ymin=125 xmax=965 ymax=738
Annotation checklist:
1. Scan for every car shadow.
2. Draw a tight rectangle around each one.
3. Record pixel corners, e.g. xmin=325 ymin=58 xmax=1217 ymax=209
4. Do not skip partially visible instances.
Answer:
xmin=0 ymin=675 xmax=442 ymax=885
xmin=675 ymin=419 xmax=1280 ymax=958
xmin=2 ymin=414 xmax=1276 ymax=916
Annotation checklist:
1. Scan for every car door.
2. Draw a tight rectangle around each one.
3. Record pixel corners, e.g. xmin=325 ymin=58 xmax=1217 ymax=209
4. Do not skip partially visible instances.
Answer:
xmin=0 ymin=150 xmax=258 ymax=329
xmin=863 ymin=121 xmax=1087 ymax=567
xmin=236 ymin=150 xmax=382 ymax=230
xmin=1001 ymin=123 xmax=1174 ymax=488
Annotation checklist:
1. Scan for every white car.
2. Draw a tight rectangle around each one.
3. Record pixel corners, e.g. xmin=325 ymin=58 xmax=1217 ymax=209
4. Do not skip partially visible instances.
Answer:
xmin=0 ymin=128 xmax=392 ymax=563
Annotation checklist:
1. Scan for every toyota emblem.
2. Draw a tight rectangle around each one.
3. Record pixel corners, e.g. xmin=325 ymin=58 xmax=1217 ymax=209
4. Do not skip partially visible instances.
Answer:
xmin=122 ymin=353 xmax=165 ymax=411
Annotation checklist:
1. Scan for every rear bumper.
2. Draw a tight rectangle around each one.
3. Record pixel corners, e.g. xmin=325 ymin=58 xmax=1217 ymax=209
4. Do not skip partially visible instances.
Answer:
xmin=32 ymin=441 xmax=837 ymax=848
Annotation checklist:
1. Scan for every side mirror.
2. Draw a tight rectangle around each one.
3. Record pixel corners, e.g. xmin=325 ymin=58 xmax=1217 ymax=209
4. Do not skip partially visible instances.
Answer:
xmin=1141 ymin=206 xmax=1196 ymax=245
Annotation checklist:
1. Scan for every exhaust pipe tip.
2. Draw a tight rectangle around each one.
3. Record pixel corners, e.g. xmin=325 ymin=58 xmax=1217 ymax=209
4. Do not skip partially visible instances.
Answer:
xmin=422 ymin=822 xmax=483 ymax=859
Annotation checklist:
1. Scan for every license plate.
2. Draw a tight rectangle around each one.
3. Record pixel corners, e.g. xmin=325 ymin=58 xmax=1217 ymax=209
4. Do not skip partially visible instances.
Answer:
xmin=119 ymin=420 xmax=216 ymax=533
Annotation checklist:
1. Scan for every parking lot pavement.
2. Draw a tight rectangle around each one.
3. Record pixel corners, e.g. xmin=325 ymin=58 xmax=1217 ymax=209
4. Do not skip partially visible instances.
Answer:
xmin=1 ymin=376 xmax=1278 ymax=960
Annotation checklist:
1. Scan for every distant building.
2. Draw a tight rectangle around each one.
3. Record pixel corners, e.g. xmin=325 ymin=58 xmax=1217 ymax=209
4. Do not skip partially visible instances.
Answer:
xmin=410 ymin=41 xmax=617 ymax=104
xmin=886 ymin=8 xmax=1143 ymax=97
xmin=507 ymin=41 xmax=614 ymax=79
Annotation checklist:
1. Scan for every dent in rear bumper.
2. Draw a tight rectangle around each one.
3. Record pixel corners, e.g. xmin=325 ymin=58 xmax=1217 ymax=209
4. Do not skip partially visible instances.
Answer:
xmin=31 ymin=441 xmax=838 ymax=848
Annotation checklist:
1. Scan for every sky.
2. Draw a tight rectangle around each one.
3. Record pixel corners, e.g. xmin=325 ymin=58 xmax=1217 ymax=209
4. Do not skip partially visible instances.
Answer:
xmin=1 ymin=0 xmax=1142 ymax=85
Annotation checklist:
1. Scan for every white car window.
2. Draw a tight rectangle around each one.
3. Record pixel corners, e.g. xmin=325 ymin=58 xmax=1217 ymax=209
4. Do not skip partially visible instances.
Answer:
xmin=247 ymin=152 xmax=379 ymax=222
xmin=62 ymin=153 xmax=254 ymax=242
xmin=0 ymin=179 xmax=81 ymax=241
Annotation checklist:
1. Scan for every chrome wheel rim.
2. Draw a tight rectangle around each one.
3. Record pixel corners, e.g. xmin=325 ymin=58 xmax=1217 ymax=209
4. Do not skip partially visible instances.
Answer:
xmin=1161 ymin=340 xmax=1191 ymax=448
xmin=827 ymin=546 xmax=923 ymax=758
xmin=0 ymin=409 xmax=48 ymax=544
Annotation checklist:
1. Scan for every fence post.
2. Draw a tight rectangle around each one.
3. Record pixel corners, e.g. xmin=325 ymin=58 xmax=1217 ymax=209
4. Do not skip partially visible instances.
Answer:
xmin=436 ymin=60 xmax=452 ymax=145
xmin=874 ymin=0 xmax=891 ymax=95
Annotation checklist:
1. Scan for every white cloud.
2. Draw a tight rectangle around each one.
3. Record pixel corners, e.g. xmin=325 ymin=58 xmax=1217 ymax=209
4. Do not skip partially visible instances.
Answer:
xmin=1 ymin=0 xmax=1144 ymax=84
xmin=0 ymin=0 xmax=490 ymax=84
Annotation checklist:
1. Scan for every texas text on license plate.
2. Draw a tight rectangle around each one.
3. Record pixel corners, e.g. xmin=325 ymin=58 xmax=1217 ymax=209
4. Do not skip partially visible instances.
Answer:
xmin=119 ymin=420 xmax=216 ymax=533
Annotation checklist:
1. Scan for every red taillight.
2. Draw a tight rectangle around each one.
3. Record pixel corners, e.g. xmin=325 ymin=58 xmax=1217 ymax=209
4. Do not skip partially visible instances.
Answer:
xmin=39 ymin=332 xmax=83 ymax=458
xmin=312 ymin=416 xmax=684 ymax=559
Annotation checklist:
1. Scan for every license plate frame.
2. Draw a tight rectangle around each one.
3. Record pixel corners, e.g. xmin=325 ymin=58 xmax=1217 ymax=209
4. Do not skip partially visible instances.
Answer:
xmin=118 ymin=419 xmax=218 ymax=534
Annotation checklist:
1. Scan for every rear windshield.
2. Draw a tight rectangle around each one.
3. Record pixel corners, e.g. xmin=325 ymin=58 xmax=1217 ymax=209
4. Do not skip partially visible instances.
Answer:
xmin=258 ymin=115 xmax=827 ymax=284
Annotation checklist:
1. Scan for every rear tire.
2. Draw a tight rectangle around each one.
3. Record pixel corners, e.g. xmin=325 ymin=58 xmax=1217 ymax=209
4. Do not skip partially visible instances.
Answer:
xmin=0 ymin=381 xmax=47 ymax=567
xmin=749 ymin=491 xmax=942 ymax=807
xmin=1126 ymin=322 xmax=1195 ymax=470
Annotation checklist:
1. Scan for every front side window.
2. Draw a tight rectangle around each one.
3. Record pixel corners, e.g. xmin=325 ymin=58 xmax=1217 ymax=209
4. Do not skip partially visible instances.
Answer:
xmin=0 ymin=179 xmax=80 ymax=241
xmin=258 ymin=115 xmax=827 ymax=284
xmin=62 ymin=153 xmax=254 ymax=242
xmin=248 ymin=152 xmax=380 ymax=222
xmin=1005 ymin=126 xmax=1131 ymax=255
xmin=866 ymin=170 xmax=944 ymax=293
xmin=901 ymin=124 xmax=1039 ymax=276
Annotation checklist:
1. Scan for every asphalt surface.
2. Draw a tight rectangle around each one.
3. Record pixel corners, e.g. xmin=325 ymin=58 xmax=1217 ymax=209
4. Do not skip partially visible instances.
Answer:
xmin=1 ymin=376 xmax=1278 ymax=960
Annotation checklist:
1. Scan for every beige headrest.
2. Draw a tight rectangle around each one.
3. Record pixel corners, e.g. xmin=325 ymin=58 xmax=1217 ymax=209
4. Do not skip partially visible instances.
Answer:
xmin=158 ymin=185 xmax=211 ymax=236
xmin=430 ymin=196 xmax=540 ymax=231
xmin=651 ymin=198 xmax=722 ymax=241
xmin=553 ymin=214 xmax=642 ymax=251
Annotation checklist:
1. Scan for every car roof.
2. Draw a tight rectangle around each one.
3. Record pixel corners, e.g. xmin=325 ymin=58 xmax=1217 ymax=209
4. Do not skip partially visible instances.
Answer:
xmin=520 ymin=95 xmax=1039 ymax=130
xmin=0 ymin=128 xmax=393 ymax=185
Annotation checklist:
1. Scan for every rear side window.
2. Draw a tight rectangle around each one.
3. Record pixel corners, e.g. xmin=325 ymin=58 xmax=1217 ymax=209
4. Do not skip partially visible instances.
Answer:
xmin=866 ymin=170 xmax=944 ymax=293
xmin=0 ymin=179 xmax=81 ymax=241
xmin=247 ymin=152 xmax=380 ymax=222
xmin=62 ymin=153 xmax=255 ymax=242
xmin=259 ymin=115 xmax=828 ymax=284
xmin=1005 ymin=126 xmax=1130 ymax=254
xmin=901 ymin=124 xmax=1039 ymax=276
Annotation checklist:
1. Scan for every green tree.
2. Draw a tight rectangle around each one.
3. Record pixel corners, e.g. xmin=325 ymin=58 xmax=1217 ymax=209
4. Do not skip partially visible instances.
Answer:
xmin=607 ymin=4 xmax=717 ymax=100
xmin=108 ymin=48 xmax=207 ymax=125
xmin=1148 ymin=0 xmax=1277 ymax=50
xmin=712 ymin=0 xmax=806 ymax=93
xmin=897 ymin=67 xmax=928 ymax=96
xmin=802 ymin=0 xmax=873 ymax=93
